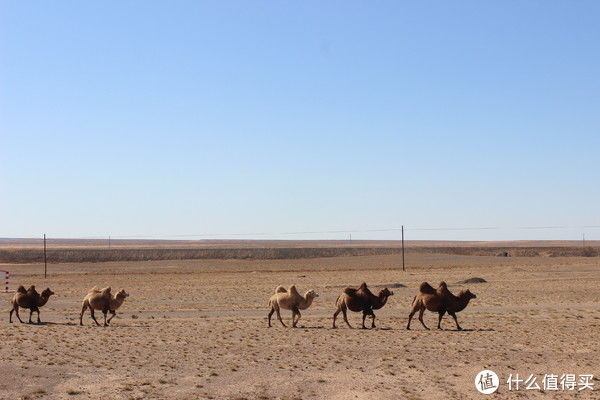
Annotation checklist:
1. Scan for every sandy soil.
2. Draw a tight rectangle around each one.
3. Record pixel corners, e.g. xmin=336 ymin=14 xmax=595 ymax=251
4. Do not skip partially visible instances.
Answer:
xmin=1 ymin=252 xmax=599 ymax=399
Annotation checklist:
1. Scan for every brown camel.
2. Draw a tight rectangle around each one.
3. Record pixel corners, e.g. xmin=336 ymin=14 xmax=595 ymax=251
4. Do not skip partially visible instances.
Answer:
xmin=268 ymin=285 xmax=319 ymax=328
xmin=407 ymin=281 xmax=476 ymax=330
xmin=9 ymin=285 xmax=55 ymax=324
xmin=332 ymin=282 xmax=394 ymax=329
xmin=80 ymin=287 xmax=129 ymax=326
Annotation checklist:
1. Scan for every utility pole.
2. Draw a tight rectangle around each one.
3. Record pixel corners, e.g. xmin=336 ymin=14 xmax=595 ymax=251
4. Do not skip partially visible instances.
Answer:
xmin=583 ymin=233 xmax=585 ymax=248
xmin=108 ymin=235 xmax=111 ymax=249
xmin=401 ymin=225 xmax=405 ymax=272
xmin=43 ymin=233 xmax=47 ymax=278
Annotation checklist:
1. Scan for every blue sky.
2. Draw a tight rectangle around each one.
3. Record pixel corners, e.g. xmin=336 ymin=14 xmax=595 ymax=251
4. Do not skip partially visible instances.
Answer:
xmin=1 ymin=1 xmax=599 ymax=240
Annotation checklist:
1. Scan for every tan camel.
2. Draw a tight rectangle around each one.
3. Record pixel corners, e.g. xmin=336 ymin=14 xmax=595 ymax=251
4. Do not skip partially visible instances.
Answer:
xmin=407 ymin=281 xmax=476 ymax=330
xmin=268 ymin=285 xmax=319 ymax=327
xmin=79 ymin=287 xmax=129 ymax=326
xmin=332 ymin=282 xmax=394 ymax=329
xmin=9 ymin=285 xmax=55 ymax=324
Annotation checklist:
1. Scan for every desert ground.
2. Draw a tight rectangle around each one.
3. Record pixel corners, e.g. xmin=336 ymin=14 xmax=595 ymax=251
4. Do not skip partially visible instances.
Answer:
xmin=1 ymin=249 xmax=599 ymax=399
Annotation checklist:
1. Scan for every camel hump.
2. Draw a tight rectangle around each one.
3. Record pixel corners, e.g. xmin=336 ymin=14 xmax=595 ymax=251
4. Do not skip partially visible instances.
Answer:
xmin=419 ymin=282 xmax=436 ymax=294
xmin=274 ymin=285 xmax=287 ymax=293
xmin=359 ymin=282 xmax=368 ymax=291
xmin=438 ymin=281 xmax=448 ymax=290
xmin=27 ymin=285 xmax=39 ymax=296
xmin=288 ymin=285 xmax=300 ymax=296
xmin=343 ymin=287 xmax=357 ymax=296
xmin=17 ymin=285 xmax=27 ymax=294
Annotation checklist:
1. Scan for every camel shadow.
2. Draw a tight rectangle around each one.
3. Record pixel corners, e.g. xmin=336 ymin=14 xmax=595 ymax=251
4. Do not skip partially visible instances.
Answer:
xmin=295 ymin=325 xmax=327 ymax=330
xmin=115 ymin=324 xmax=152 ymax=328
xmin=32 ymin=321 xmax=78 ymax=326
xmin=458 ymin=328 xmax=495 ymax=332
xmin=435 ymin=328 xmax=496 ymax=332
xmin=329 ymin=326 xmax=400 ymax=331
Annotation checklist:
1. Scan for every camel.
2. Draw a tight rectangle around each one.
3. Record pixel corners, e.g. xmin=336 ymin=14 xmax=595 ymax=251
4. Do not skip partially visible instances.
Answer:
xmin=268 ymin=285 xmax=319 ymax=328
xmin=79 ymin=286 xmax=129 ymax=326
xmin=333 ymin=282 xmax=394 ymax=329
xmin=9 ymin=285 xmax=55 ymax=324
xmin=407 ymin=281 xmax=476 ymax=330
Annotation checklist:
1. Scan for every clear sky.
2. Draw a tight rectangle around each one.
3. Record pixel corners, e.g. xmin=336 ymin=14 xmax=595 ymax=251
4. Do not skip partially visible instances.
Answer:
xmin=1 ymin=1 xmax=599 ymax=241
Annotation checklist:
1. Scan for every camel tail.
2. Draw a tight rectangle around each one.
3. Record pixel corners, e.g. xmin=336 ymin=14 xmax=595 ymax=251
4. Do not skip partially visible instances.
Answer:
xmin=16 ymin=285 xmax=26 ymax=294
xmin=419 ymin=282 xmax=436 ymax=294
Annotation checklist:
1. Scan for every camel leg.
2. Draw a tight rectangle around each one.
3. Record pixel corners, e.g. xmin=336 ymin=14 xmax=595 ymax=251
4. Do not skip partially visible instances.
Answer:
xmin=418 ymin=308 xmax=430 ymax=330
xmin=293 ymin=309 xmax=302 ymax=328
xmin=332 ymin=307 xmax=340 ymax=329
xmin=361 ymin=311 xmax=368 ymax=329
xmin=291 ymin=307 xmax=300 ymax=328
xmin=437 ymin=311 xmax=446 ymax=330
xmin=449 ymin=311 xmax=462 ymax=330
xmin=342 ymin=307 xmax=352 ymax=329
xmin=268 ymin=307 xmax=275 ymax=327
xmin=28 ymin=308 xmax=35 ymax=324
xmin=102 ymin=310 xmax=108 ymax=327
xmin=80 ymin=303 xmax=88 ymax=326
xmin=407 ymin=308 xmax=417 ymax=330
xmin=9 ymin=306 xmax=16 ymax=323
xmin=36 ymin=309 xmax=41 ymax=324
xmin=275 ymin=306 xmax=286 ymax=328
xmin=13 ymin=306 xmax=24 ymax=323
xmin=89 ymin=308 xmax=101 ymax=326
xmin=107 ymin=310 xmax=116 ymax=324
xmin=370 ymin=311 xmax=376 ymax=328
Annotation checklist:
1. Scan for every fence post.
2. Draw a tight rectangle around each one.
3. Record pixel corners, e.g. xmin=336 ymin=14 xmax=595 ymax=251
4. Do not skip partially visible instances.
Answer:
xmin=44 ymin=233 xmax=47 ymax=278
xmin=402 ymin=225 xmax=405 ymax=271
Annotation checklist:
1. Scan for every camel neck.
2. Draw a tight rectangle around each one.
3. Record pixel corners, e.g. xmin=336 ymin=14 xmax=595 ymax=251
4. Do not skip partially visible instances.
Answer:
xmin=111 ymin=296 xmax=125 ymax=309
xmin=299 ymin=296 xmax=313 ymax=309
xmin=454 ymin=297 xmax=471 ymax=312
xmin=372 ymin=294 xmax=389 ymax=309
xmin=37 ymin=296 xmax=50 ymax=307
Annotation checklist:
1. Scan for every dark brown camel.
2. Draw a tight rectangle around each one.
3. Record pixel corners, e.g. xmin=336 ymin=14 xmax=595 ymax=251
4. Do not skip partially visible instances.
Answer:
xmin=407 ymin=281 xmax=476 ymax=330
xmin=9 ymin=285 xmax=55 ymax=324
xmin=333 ymin=282 xmax=394 ymax=329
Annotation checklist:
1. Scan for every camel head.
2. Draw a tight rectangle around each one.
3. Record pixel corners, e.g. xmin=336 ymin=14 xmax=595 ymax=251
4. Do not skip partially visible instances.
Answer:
xmin=115 ymin=289 xmax=129 ymax=299
xmin=305 ymin=290 xmax=319 ymax=300
xmin=41 ymin=288 xmax=55 ymax=298
xmin=379 ymin=288 xmax=394 ymax=298
xmin=459 ymin=289 xmax=476 ymax=300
